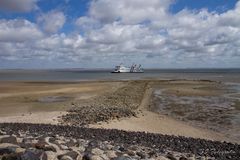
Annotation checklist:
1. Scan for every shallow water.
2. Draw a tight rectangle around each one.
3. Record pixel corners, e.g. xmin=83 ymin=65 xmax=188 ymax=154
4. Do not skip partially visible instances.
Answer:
xmin=38 ymin=96 xmax=72 ymax=103
xmin=0 ymin=69 xmax=240 ymax=82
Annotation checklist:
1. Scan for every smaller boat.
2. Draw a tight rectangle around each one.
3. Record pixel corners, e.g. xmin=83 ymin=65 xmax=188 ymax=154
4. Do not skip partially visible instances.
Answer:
xmin=112 ymin=64 xmax=144 ymax=73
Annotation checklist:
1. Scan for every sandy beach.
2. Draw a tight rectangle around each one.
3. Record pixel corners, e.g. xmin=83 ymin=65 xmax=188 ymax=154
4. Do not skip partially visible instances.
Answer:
xmin=0 ymin=79 xmax=240 ymax=159
xmin=0 ymin=80 xmax=239 ymax=144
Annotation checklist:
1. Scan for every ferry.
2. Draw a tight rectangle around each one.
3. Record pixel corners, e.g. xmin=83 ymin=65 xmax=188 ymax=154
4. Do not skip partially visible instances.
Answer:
xmin=112 ymin=64 xmax=144 ymax=73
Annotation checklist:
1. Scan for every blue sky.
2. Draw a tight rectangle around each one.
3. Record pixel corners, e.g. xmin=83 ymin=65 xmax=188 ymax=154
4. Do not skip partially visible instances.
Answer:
xmin=0 ymin=0 xmax=239 ymax=68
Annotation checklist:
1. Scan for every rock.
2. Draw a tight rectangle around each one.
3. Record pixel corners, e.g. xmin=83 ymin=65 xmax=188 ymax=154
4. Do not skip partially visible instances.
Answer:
xmin=166 ymin=153 xmax=177 ymax=160
xmin=60 ymin=145 xmax=69 ymax=150
xmin=118 ymin=146 xmax=125 ymax=152
xmin=0 ymin=136 xmax=17 ymax=144
xmin=1 ymin=152 xmax=22 ymax=160
xmin=126 ymin=150 xmax=135 ymax=156
xmin=21 ymin=149 xmax=47 ymax=160
xmin=114 ymin=156 xmax=132 ymax=160
xmin=82 ymin=153 xmax=92 ymax=160
xmin=0 ymin=130 xmax=5 ymax=135
xmin=17 ymin=138 xmax=23 ymax=143
xmin=64 ymin=151 xmax=79 ymax=159
xmin=136 ymin=151 xmax=147 ymax=159
xmin=22 ymin=138 xmax=33 ymax=144
xmin=65 ymin=139 xmax=76 ymax=147
xmin=0 ymin=143 xmax=19 ymax=149
xmin=77 ymin=154 xmax=83 ymax=160
xmin=179 ymin=156 xmax=188 ymax=160
xmin=60 ymin=155 xmax=73 ymax=160
xmin=91 ymin=155 xmax=104 ymax=160
xmin=156 ymin=156 xmax=170 ymax=160
xmin=148 ymin=150 xmax=156 ymax=157
xmin=128 ymin=146 xmax=138 ymax=151
xmin=45 ymin=151 xmax=57 ymax=160
xmin=78 ymin=145 xmax=86 ymax=152
xmin=106 ymin=150 xmax=117 ymax=159
xmin=105 ymin=144 xmax=113 ymax=150
xmin=15 ymin=147 xmax=26 ymax=153
xmin=34 ymin=142 xmax=57 ymax=152
xmin=0 ymin=143 xmax=22 ymax=155
xmin=91 ymin=148 xmax=104 ymax=155
xmin=0 ymin=148 xmax=13 ymax=155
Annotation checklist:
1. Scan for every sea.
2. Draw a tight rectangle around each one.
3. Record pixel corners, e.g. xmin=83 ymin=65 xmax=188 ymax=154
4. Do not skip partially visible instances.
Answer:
xmin=0 ymin=69 xmax=240 ymax=83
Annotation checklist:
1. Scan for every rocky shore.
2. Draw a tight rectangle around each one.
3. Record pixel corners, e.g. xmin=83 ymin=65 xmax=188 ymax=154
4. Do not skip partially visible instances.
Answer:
xmin=0 ymin=123 xmax=240 ymax=160
xmin=60 ymin=81 xmax=147 ymax=126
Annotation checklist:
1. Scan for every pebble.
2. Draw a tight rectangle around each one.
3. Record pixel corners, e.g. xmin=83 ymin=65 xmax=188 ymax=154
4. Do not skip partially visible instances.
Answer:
xmin=92 ymin=148 xmax=104 ymax=155
xmin=0 ymin=136 xmax=17 ymax=144
xmin=60 ymin=155 xmax=73 ymax=160
xmin=105 ymin=150 xmax=117 ymax=158
xmin=0 ymin=123 xmax=239 ymax=160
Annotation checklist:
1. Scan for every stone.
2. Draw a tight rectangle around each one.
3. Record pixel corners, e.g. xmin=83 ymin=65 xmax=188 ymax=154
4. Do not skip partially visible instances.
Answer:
xmin=17 ymin=138 xmax=23 ymax=143
xmin=77 ymin=154 xmax=83 ymax=160
xmin=166 ymin=153 xmax=177 ymax=160
xmin=91 ymin=155 xmax=104 ymax=160
xmin=0 ymin=136 xmax=17 ymax=144
xmin=118 ymin=146 xmax=125 ymax=152
xmin=60 ymin=155 xmax=73 ymax=160
xmin=45 ymin=151 xmax=57 ymax=160
xmin=0 ymin=143 xmax=19 ymax=149
xmin=60 ymin=145 xmax=69 ymax=150
xmin=0 ymin=148 xmax=13 ymax=155
xmin=105 ymin=144 xmax=113 ymax=150
xmin=82 ymin=153 xmax=92 ymax=160
xmin=179 ymin=156 xmax=188 ymax=160
xmin=78 ymin=145 xmax=85 ymax=152
xmin=136 ymin=151 xmax=147 ymax=159
xmin=156 ymin=156 xmax=170 ymax=160
xmin=15 ymin=147 xmax=26 ymax=153
xmin=128 ymin=145 xmax=138 ymax=151
xmin=34 ymin=142 xmax=57 ymax=152
xmin=106 ymin=150 xmax=117 ymax=159
xmin=126 ymin=150 xmax=135 ymax=156
xmin=91 ymin=148 xmax=104 ymax=155
xmin=64 ymin=151 xmax=79 ymax=159
xmin=114 ymin=156 xmax=132 ymax=160
xmin=99 ymin=154 xmax=109 ymax=160
xmin=21 ymin=149 xmax=47 ymax=160
xmin=0 ymin=143 xmax=22 ymax=155
xmin=1 ymin=152 xmax=22 ymax=160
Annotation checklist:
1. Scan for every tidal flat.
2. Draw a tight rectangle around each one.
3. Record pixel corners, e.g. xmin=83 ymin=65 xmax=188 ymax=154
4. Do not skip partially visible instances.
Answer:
xmin=0 ymin=79 xmax=240 ymax=159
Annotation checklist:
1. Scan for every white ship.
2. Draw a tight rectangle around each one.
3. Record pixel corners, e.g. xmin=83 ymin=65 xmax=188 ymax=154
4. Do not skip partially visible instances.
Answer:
xmin=112 ymin=64 xmax=144 ymax=73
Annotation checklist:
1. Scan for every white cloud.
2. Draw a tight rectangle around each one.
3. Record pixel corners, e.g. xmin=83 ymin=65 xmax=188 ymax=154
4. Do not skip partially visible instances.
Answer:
xmin=37 ymin=10 xmax=66 ymax=34
xmin=89 ymin=0 xmax=172 ymax=24
xmin=0 ymin=0 xmax=38 ymax=12
xmin=0 ymin=19 xmax=43 ymax=42
xmin=1 ymin=0 xmax=240 ymax=68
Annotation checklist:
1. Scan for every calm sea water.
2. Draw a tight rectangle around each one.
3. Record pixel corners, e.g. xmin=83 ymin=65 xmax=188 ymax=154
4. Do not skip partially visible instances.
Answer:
xmin=0 ymin=69 xmax=240 ymax=83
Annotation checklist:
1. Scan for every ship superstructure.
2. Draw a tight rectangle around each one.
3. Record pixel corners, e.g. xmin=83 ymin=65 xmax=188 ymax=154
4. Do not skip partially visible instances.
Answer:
xmin=112 ymin=64 xmax=144 ymax=73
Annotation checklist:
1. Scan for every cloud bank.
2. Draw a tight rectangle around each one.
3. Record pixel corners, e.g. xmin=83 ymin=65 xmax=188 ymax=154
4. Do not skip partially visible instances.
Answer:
xmin=0 ymin=0 xmax=38 ymax=12
xmin=0 ymin=0 xmax=240 ymax=68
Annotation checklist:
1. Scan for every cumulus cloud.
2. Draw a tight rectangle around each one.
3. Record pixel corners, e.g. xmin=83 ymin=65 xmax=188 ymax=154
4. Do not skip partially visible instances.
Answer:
xmin=0 ymin=19 xmax=43 ymax=42
xmin=1 ymin=0 xmax=240 ymax=68
xmin=0 ymin=0 xmax=38 ymax=12
xmin=37 ymin=10 xmax=66 ymax=34
xmin=88 ymin=0 xmax=172 ymax=24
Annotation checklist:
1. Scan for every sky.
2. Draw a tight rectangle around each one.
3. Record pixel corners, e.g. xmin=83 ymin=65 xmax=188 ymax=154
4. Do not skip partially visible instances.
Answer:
xmin=0 ymin=0 xmax=239 ymax=69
